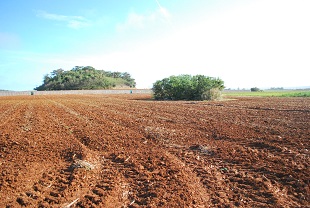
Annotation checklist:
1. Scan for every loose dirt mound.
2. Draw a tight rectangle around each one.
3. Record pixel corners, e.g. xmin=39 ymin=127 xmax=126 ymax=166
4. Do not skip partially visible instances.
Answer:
xmin=0 ymin=95 xmax=309 ymax=207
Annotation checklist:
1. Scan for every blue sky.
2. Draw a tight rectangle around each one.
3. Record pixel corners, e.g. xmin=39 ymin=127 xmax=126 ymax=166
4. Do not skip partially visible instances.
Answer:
xmin=1 ymin=0 xmax=309 ymax=91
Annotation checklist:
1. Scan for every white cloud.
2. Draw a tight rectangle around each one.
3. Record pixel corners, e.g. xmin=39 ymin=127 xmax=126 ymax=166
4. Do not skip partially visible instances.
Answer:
xmin=155 ymin=0 xmax=170 ymax=19
xmin=116 ymin=7 xmax=171 ymax=31
xmin=36 ymin=10 xmax=90 ymax=29
xmin=158 ymin=7 xmax=170 ymax=19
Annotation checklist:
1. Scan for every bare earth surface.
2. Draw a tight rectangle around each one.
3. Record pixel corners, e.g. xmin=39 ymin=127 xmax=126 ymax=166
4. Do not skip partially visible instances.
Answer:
xmin=0 ymin=94 xmax=309 ymax=207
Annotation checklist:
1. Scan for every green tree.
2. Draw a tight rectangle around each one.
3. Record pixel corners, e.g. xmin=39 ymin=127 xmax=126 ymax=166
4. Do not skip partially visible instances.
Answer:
xmin=35 ymin=66 xmax=136 ymax=91
xmin=152 ymin=74 xmax=224 ymax=100
xmin=51 ymin=68 xmax=64 ymax=77
xmin=251 ymin=87 xmax=260 ymax=92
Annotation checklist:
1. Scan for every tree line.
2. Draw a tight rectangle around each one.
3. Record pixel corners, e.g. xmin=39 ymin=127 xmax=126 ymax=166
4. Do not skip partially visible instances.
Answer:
xmin=34 ymin=66 xmax=136 ymax=91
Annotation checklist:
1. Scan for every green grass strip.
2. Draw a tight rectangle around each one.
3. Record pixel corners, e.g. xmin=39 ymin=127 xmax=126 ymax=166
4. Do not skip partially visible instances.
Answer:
xmin=223 ymin=90 xmax=310 ymax=97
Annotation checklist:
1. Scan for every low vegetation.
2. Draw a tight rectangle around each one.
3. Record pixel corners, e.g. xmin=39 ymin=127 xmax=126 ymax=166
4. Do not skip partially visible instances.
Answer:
xmin=223 ymin=90 xmax=310 ymax=97
xmin=280 ymin=91 xmax=310 ymax=97
xmin=152 ymin=75 xmax=224 ymax=100
xmin=250 ymin=87 xmax=261 ymax=92
xmin=34 ymin=66 xmax=136 ymax=91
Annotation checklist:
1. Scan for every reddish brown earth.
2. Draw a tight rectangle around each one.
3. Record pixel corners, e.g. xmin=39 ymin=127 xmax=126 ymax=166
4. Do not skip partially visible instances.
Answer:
xmin=0 ymin=94 xmax=309 ymax=207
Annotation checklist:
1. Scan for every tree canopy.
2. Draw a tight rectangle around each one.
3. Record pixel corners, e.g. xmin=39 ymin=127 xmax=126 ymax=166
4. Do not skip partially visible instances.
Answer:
xmin=34 ymin=66 xmax=136 ymax=91
xmin=250 ymin=87 xmax=261 ymax=92
xmin=152 ymin=74 xmax=224 ymax=100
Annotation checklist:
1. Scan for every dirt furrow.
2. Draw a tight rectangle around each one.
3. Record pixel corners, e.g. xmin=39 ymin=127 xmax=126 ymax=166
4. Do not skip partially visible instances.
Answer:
xmin=39 ymin=97 xmax=212 ymax=207
xmin=0 ymin=95 xmax=309 ymax=207
xmin=45 ymin=95 xmax=310 ymax=206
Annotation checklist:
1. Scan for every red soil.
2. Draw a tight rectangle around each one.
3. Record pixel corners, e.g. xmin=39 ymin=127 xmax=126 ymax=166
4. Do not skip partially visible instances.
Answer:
xmin=0 ymin=94 xmax=309 ymax=207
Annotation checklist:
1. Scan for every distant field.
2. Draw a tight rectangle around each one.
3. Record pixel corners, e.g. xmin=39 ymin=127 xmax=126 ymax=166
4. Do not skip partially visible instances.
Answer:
xmin=223 ymin=90 xmax=310 ymax=97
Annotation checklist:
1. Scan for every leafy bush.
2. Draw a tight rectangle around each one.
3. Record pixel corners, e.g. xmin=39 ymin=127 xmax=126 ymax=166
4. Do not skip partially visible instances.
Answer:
xmin=152 ymin=75 xmax=224 ymax=100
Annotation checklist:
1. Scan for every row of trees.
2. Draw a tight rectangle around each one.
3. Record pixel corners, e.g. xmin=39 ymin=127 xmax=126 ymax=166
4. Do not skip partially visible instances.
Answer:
xmin=35 ymin=66 xmax=136 ymax=91
xmin=35 ymin=67 xmax=225 ymax=101
xmin=152 ymin=75 xmax=224 ymax=100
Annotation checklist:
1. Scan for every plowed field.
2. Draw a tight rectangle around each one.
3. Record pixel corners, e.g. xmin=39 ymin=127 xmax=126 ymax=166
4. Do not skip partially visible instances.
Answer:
xmin=0 ymin=94 xmax=309 ymax=207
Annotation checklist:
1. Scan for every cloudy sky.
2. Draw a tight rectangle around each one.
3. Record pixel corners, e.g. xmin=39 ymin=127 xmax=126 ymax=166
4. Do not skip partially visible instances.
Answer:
xmin=0 ymin=0 xmax=309 ymax=90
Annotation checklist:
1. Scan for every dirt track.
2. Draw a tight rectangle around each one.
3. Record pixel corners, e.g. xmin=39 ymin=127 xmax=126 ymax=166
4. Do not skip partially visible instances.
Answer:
xmin=0 ymin=94 xmax=309 ymax=207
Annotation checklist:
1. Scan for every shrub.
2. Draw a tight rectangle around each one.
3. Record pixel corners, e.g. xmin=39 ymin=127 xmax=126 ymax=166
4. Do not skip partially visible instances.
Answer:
xmin=152 ymin=75 xmax=224 ymax=100
xmin=251 ymin=87 xmax=260 ymax=92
